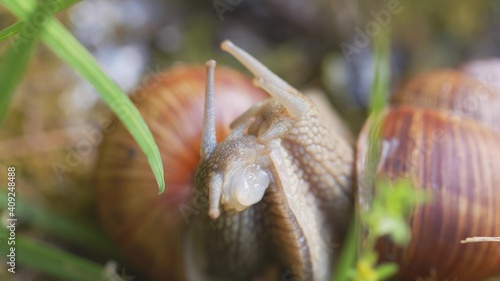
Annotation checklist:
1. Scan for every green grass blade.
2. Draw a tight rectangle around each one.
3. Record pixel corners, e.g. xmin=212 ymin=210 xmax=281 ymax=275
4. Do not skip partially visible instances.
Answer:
xmin=363 ymin=27 xmax=391 ymax=200
xmin=2 ymin=0 xmax=165 ymax=193
xmin=17 ymin=236 xmax=103 ymax=281
xmin=0 ymin=22 xmax=22 ymax=41
xmin=0 ymin=2 xmax=46 ymax=122
xmin=332 ymin=218 xmax=359 ymax=281
xmin=0 ymin=36 xmax=37 ymax=121
xmin=0 ymin=189 xmax=117 ymax=256
xmin=0 ymin=233 xmax=111 ymax=281
xmin=369 ymin=27 xmax=390 ymax=116
xmin=0 ymin=0 xmax=80 ymax=42
xmin=333 ymin=25 xmax=392 ymax=281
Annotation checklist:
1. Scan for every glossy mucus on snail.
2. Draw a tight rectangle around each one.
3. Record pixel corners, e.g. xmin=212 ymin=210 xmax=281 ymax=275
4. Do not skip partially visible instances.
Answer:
xmin=95 ymin=41 xmax=500 ymax=281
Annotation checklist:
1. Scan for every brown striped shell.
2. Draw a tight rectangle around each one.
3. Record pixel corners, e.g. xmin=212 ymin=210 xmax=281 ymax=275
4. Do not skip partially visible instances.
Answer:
xmin=357 ymin=68 xmax=500 ymax=280
xmin=392 ymin=70 xmax=500 ymax=132
xmin=94 ymin=65 xmax=267 ymax=281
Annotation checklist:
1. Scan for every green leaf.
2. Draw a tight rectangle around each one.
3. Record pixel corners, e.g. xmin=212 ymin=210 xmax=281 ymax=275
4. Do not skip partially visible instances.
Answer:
xmin=352 ymin=253 xmax=378 ymax=281
xmin=2 ymin=0 xmax=165 ymax=193
xmin=362 ymin=179 xmax=430 ymax=248
xmin=375 ymin=263 xmax=398 ymax=279
xmin=374 ymin=216 xmax=410 ymax=245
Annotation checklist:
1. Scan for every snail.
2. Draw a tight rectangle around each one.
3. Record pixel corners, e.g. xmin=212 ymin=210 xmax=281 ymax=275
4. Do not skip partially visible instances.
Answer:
xmin=95 ymin=41 xmax=500 ymax=281
xmin=94 ymin=63 xmax=268 ymax=280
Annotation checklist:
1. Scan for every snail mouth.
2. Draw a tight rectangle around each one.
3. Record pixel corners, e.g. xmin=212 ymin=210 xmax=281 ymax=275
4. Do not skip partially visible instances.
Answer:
xmin=204 ymin=135 xmax=272 ymax=219
xmin=222 ymin=163 xmax=271 ymax=212
xmin=220 ymin=138 xmax=272 ymax=213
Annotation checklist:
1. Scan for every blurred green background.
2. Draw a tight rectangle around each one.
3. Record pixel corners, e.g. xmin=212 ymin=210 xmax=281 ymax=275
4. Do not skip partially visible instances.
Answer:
xmin=0 ymin=0 xmax=499 ymax=280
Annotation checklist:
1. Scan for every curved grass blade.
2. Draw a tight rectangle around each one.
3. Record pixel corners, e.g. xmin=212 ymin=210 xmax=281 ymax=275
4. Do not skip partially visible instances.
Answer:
xmin=332 ymin=218 xmax=359 ymax=281
xmin=334 ymin=25 xmax=392 ymax=281
xmin=0 ymin=188 xmax=117 ymax=256
xmin=0 ymin=1 xmax=48 ymax=123
xmin=0 ymin=23 xmax=22 ymax=41
xmin=0 ymin=0 xmax=80 ymax=42
xmin=2 ymin=0 xmax=165 ymax=193
xmin=0 ymin=231 xmax=121 ymax=281
xmin=16 ymin=237 xmax=103 ymax=281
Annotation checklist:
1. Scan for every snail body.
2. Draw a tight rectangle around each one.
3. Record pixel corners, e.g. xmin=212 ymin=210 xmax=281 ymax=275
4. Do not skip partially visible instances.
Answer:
xmin=96 ymin=42 xmax=500 ymax=281
xmin=192 ymin=45 xmax=354 ymax=281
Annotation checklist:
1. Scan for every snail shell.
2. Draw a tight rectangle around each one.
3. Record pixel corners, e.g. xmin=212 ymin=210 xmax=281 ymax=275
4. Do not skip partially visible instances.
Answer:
xmin=357 ymin=67 xmax=500 ymax=280
xmin=95 ymin=64 xmax=267 ymax=280
xmin=461 ymin=58 xmax=500 ymax=92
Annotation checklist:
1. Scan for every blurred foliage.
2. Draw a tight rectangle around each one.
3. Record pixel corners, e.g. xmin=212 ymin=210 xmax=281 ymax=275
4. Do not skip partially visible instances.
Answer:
xmin=334 ymin=25 xmax=429 ymax=281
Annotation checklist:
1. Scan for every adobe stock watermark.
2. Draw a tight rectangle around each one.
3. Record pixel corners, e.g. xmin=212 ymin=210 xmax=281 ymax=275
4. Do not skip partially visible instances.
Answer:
xmin=128 ymin=65 xmax=163 ymax=104
xmin=9 ymin=0 xmax=66 ymax=53
xmin=108 ymin=64 xmax=163 ymax=120
xmin=357 ymin=123 xmax=446 ymax=192
xmin=178 ymin=187 xmax=207 ymax=224
xmin=212 ymin=0 xmax=243 ymax=21
xmin=51 ymin=64 xmax=163 ymax=182
xmin=340 ymin=0 xmax=410 ymax=62
xmin=4 ymin=167 xmax=17 ymax=274
xmin=51 ymin=118 xmax=115 ymax=182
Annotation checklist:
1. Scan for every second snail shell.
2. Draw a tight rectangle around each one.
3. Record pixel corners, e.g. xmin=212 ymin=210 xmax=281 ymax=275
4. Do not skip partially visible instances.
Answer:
xmin=357 ymin=67 xmax=500 ymax=280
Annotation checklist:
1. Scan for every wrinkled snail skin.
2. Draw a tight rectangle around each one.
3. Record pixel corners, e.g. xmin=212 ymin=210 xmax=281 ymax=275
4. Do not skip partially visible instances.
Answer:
xmin=193 ymin=43 xmax=355 ymax=281
xmin=357 ymin=68 xmax=500 ymax=281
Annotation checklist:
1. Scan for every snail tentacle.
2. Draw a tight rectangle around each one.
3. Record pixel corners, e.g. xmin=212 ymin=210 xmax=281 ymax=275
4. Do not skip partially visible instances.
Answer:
xmin=222 ymin=40 xmax=308 ymax=119
xmin=221 ymin=40 xmax=290 ymax=90
xmin=201 ymin=60 xmax=218 ymax=161
xmin=208 ymin=171 xmax=223 ymax=219
xmin=253 ymin=77 xmax=309 ymax=119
